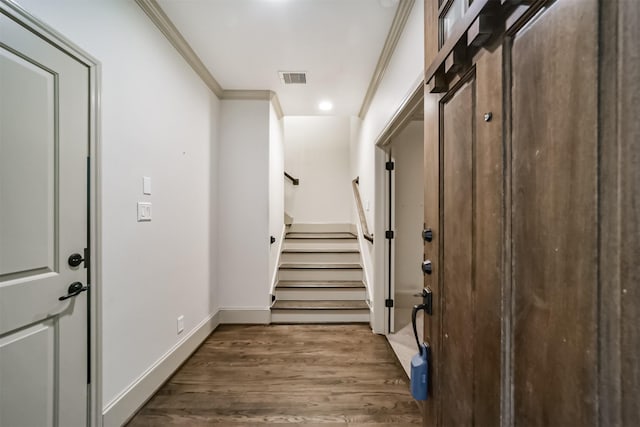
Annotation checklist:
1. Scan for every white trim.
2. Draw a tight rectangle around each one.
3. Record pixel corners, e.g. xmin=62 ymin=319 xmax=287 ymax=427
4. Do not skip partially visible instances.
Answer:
xmin=102 ymin=312 xmax=220 ymax=427
xmin=219 ymin=308 xmax=272 ymax=324
xmin=372 ymin=148 xmax=388 ymax=335
xmin=135 ymin=0 xmax=411 ymax=121
xmin=375 ymin=75 xmax=425 ymax=148
xmin=358 ymin=0 xmax=416 ymax=119
xmin=270 ymin=92 xmax=284 ymax=120
xmin=223 ymin=90 xmax=284 ymax=119
xmin=90 ymin=61 xmax=103 ymax=427
xmin=135 ymin=0 xmax=224 ymax=97
xmin=386 ymin=151 xmax=397 ymax=334
xmin=269 ymin=225 xmax=287 ymax=296
xmin=134 ymin=0 xmax=290 ymax=119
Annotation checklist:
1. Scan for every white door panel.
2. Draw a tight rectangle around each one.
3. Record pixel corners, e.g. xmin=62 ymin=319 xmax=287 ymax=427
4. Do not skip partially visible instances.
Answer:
xmin=0 ymin=321 xmax=56 ymax=427
xmin=0 ymin=9 xmax=89 ymax=427
xmin=0 ymin=46 xmax=55 ymax=277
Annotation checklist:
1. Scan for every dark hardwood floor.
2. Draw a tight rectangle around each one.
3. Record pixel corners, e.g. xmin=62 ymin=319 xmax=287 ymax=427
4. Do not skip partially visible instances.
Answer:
xmin=127 ymin=324 xmax=422 ymax=426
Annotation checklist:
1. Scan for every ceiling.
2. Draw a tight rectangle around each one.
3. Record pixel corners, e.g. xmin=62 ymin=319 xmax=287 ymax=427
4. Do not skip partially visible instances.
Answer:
xmin=156 ymin=0 xmax=401 ymax=116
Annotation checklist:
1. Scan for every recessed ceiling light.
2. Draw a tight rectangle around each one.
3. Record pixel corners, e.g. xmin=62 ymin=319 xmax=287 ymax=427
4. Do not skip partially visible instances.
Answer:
xmin=318 ymin=101 xmax=333 ymax=111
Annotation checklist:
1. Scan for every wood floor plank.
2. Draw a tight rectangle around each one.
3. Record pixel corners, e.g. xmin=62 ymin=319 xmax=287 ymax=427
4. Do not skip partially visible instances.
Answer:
xmin=127 ymin=324 xmax=421 ymax=426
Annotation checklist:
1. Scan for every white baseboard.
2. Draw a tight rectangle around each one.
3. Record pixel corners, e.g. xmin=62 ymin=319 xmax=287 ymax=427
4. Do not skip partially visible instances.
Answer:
xmin=219 ymin=308 xmax=271 ymax=324
xmin=102 ymin=311 xmax=220 ymax=427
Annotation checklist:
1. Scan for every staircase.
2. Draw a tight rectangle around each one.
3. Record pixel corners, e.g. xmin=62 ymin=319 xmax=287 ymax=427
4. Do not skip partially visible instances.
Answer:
xmin=271 ymin=224 xmax=370 ymax=323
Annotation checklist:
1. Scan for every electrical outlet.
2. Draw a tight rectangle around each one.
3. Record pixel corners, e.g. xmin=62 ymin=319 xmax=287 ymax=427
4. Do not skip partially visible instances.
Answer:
xmin=177 ymin=315 xmax=184 ymax=335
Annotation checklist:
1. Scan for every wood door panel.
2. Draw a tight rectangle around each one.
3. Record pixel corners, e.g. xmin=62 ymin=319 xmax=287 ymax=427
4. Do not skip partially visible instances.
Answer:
xmin=617 ymin=2 xmax=640 ymax=423
xmin=441 ymin=79 xmax=474 ymax=427
xmin=473 ymin=45 xmax=503 ymax=427
xmin=422 ymin=92 xmax=440 ymax=426
xmin=511 ymin=0 xmax=598 ymax=425
xmin=599 ymin=0 xmax=640 ymax=424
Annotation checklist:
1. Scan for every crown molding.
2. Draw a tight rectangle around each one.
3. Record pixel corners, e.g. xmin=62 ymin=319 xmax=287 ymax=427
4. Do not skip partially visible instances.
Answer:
xmin=136 ymin=0 xmax=284 ymax=119
xmin=222 ymin=90 xmax=284 ymax=119
xmin=137 ymin=0 xmax=411 ymax=120
xmin=222 ymin=89 xmax=273 ymax=101
xmin=269 ymin=92 xmax=285 ymax=120
xmin=135 ymin=0 xmax=224 ymax=97
xmin=358 ymin=0 xmax=416 ymax=119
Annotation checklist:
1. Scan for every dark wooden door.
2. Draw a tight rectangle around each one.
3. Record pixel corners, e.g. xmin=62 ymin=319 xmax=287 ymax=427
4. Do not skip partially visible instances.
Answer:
xmin=423 ymin=0 xmax=638 ymax=426
xmin=510 ymin=0 xmax=598 ymax=425
xmin=440 ymin=76 xmax=475 ymax=426
xmin=428 ymin=46 xmax=503 ymax=427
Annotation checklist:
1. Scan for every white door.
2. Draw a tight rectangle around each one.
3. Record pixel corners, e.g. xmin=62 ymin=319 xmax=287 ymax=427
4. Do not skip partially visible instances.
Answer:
xmin=0 ymin=9 xmax=89 ymax=427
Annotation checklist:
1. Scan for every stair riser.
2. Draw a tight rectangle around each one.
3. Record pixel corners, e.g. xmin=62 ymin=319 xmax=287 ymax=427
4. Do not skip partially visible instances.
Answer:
xmin=271 ymin=309 xmax=370 ymax=324
xmin=275 ymin=289 xmax=366 ymax=301
xmin=278 ymin=269 xmax=362 ymax=281
xmin=280 ymin=252 xmax=361 ymax=263
xmin=288 ymin=223 xmax=354 ymax=233
xmin=283 ymin=242 xmax=359 ymax=251
xmin=283 ymin=238 xmax=357 ymax=245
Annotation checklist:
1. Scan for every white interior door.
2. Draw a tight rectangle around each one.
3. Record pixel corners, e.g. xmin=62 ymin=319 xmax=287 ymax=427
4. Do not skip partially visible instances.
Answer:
xmin=0 ymin=10 xmax=89 ymax=427
xmin=392 ymin=123 xmax=425 ymax=332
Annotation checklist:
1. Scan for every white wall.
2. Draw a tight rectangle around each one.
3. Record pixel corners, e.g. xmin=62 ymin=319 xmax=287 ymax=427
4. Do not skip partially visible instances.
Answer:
xmin=14 ymin=0 xmax=221 ymax=416
xmin=218 ymin=100 xmax=271 ymax=311
xmin=269 ymin=104 xmax=285 ymax=292
xmin=284 ymin=116 xmax=352 ymax=224
xmin=351 ymin=0 xmax=424 ymax=333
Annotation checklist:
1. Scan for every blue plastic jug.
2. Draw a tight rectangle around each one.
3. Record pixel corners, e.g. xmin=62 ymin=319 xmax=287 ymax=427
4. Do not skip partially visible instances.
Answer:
xmin=410 ymin=343 xmax=429 ymax=400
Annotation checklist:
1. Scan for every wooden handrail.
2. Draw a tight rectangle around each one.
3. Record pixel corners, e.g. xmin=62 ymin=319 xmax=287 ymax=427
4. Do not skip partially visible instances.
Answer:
xmin=352 ymin=177 xmax=374 ymax=244
xmin=284 ymin=171 xmax=299 ymax=185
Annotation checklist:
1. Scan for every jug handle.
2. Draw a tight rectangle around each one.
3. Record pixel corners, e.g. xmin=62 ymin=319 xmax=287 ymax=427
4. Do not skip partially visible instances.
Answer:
xmin=412 ymin=303 xmax=426 ymax=355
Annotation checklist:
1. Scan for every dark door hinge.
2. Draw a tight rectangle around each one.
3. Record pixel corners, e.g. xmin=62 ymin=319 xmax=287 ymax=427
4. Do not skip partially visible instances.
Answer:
xmin=385 ymin=161 xmax=395 ymax=171
xmin=385 ymin=299 xmax=394 ymax=308
xmin=83 ymin=247 xmax=90 ymax=270
xmin=385 ymin=230 xmax=394 ymax=239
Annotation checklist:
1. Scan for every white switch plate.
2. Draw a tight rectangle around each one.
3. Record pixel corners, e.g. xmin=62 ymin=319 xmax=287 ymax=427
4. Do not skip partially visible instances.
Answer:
xmin=137 ymin=202 xmax=152 ymax=221
xmin=177 ymin=315 xmax=184 ymax=335
xmin=143 ymin=176 xmax=151 ymax=195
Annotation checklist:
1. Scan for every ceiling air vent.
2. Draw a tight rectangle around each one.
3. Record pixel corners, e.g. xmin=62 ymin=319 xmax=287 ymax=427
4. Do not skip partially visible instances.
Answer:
xmin=279 ymin=71 xmax=307 ymax=85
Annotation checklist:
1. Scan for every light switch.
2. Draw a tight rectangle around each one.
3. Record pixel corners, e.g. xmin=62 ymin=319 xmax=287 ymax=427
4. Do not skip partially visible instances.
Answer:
xmin=143 ymin=176 xmax=151 ymax=195
xmin=137 ymin=202 xmax=152 ymax=221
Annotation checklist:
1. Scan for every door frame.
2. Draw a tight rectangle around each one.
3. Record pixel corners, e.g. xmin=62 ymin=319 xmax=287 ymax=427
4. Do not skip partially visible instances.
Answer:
xmin=0 ymin=1 xmax=102 ymax=426
xmin=374 ymin=77 xmax=424 ymax=334
xmin=384 ymin=149 xmax=395 ymax=333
